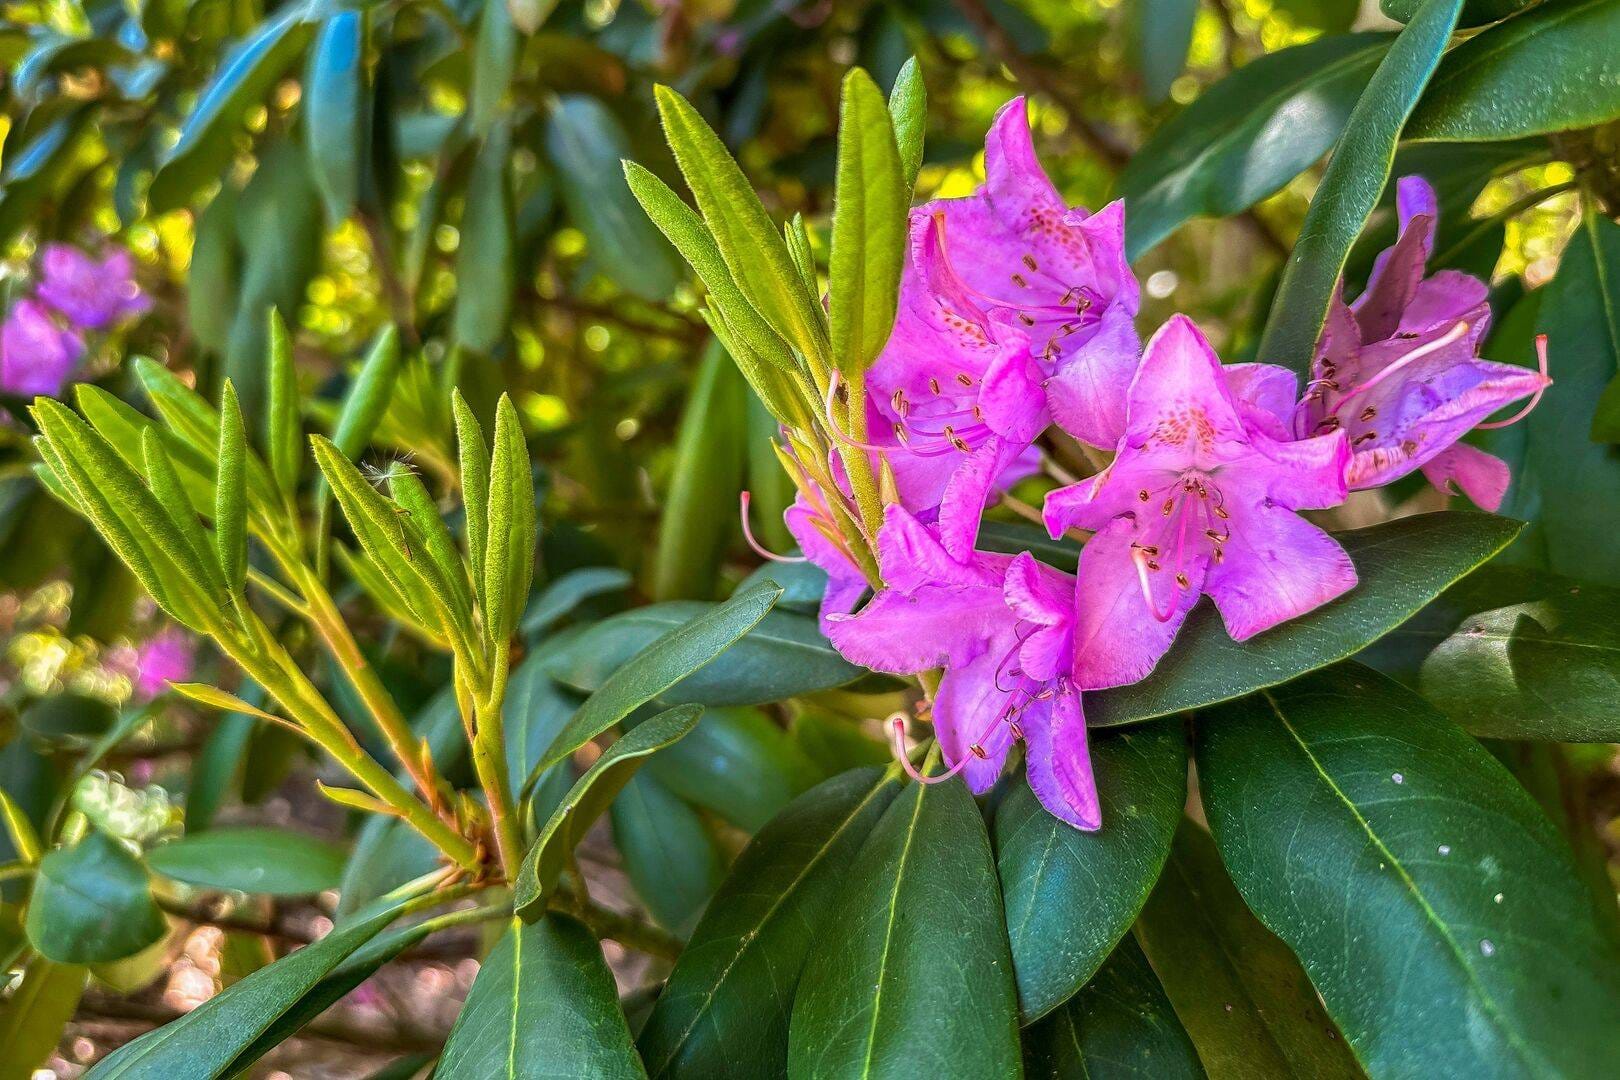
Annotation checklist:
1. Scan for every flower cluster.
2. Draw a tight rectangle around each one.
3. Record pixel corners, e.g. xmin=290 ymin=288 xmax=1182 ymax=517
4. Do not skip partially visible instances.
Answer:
xmin=803 ymin=99 xmax=1548 ymax=831
xmin=0 ymin=243 xmax=149 ymax=397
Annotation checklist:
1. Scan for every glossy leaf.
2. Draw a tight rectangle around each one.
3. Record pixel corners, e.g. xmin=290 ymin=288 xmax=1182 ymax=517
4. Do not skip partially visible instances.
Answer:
xmin=995 ymin=721 xmax=1186 ymax=1023
xmin=828 ymin=67 xmax=907 ymax=375
xmin=1407 ymin=0 xmax=1620 ymax=142
xmin=1197 ymin=663 xmax=1620 ymax=1077
xmin=1119 ymin=33 xmax=1390 ymax=258
xmin=1087 ymin=511 xmax=1520 ymax=727
xmin=546 ymin=95 xmax=681 ymax=301
xmin=1022 ymin=936 xmax=1204 ymax=1080
xmin=514 ymin=704 xmax=705 ymax=917
xmin=522 ymin=566 xmax=632 ymax=637
xmin=612 ymin=771 xmax=725 ymax=935
xmin=0 ymin=959 xmax=87 ymax=1080
xmin=647 ymin=706 xmax=823 ymax=832
xmin=25 ymin=829 xmax=166 ymax=964
xmin=639 ymin=767 xmax=899 ymax=1078
xmin=1126 ymin=0 xmax=1197 ymax=104
xmin=531 ymin=580 xmax=781 ymax=778
xmin=146 ymin=827 xmax=346 ymax=897
xmin=543 ymin=599 xmax=863 ymax=715
xmin=304 ymin=10 xmax=366 ymax=222
xmin=788 ymin=776 xmax=1021 ymax=1079
xmin=437 ymin=916 xmax=644 ymax=1079
xmin=1257 ymin=0 xmax=1462 ymax=373
xmin=149 ymin=10 xmax=316 ymax=213
xmin=1135 ymin=822 xmax=1362 ymax=1078
xmin=85 ymin=889 xmax=416 ymax=1078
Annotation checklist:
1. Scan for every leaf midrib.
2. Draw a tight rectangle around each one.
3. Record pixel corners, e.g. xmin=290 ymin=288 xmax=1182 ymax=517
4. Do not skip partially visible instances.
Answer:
xmin=858 ymin=785 xmax=927 ymax=1080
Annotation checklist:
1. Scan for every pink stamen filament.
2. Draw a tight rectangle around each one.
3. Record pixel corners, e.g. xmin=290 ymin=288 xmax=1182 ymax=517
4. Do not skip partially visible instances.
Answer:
xmin=739 ymin=491 xmax=806 ymax=563
xmin=1132 ymin=546 xmax=1179 ymax=623
xmin=890 ymin=717 xmax=971 ymax=785
xmin=1329 ymin=319 xmax=1472 ymax=417
xmin=1477 ymin=334 xmax=1550 ymax=430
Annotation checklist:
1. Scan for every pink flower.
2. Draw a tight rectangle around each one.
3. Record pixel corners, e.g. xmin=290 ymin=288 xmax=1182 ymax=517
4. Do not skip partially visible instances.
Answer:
xmin=132 ymin=628 xmax=194 ymax=701
xmin=35 ymin=243 xmax=150 ymax=331
xmin=782 ymin=477 xmax=869 ymax=633
xmin=827 ymin=505 xmax=1099 ymax=830
xmin=1045 ymin=315 xmax=1356 ymax=690
xmin=1 ymin=298 xmax=84 ymax=397
xmin=910 ymin=96 xmax=1141 ymax=449
xmin=1295 ymin=176 xmax=1549 ymax=511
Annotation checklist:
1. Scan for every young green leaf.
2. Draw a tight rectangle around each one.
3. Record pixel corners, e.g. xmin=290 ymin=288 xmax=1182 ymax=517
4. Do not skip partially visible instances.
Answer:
xmin=1256 ymin=0 xmax=1463 ymax=372
xmin=388 ymin=469 xmax=473 ymax=624
xmin=829 ymin=67 xmax=907 ymax=375
xmin=453 ymin=390 xmax=492 ymax=610
xmin=654 ymin=85 xmax=828 ymax=367
xmin=140 ymin=430 xmax=224 ymax=594
xmin=0 ymin=788 xmax=41 ymax=865
xmin=482 ymin=395 xmax=536 ymax=645
xmin=888 ymin=56 xmax=926 ymax=190
xmin=785 ymin=213 xmax=818 ymax=300
xmin=0 ymin=961 xmax=87 ymax=1080
xmin=453 ymin=123 xmax=515 ymax=353
xmin=168 ymin=682 xmax=285 ymax=725
xmin=513 ymin=703 xmax=705 ymax=917
xmin=331 ymin=325 xmax=403 ymax=462
xmin=25 ymin=829 xmax=167 ymax=965
xmin=265 ymin=308 xmax=301 ymax=495
xmin=215 ymin=381 xmax=248 ymax=593
xmin=469 ymin=0 xmax=516 ymax=139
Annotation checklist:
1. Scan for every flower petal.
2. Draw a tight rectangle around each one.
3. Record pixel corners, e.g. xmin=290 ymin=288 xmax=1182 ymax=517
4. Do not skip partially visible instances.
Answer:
xmin=1046 ymin=299 xmax=1140 ymax=448
xmin=1420 ymin=442 xmax=1511 ymax=511
xmin=1072 ymin=516 xmax=1197 ymax=689
xmin=1023 ymin=689 xmax=1100 ymax=831
xmin=934 ymin=648 xmax=1019 ymax=794
xmin=1205 ymin=500 xmax=1357 ymax=641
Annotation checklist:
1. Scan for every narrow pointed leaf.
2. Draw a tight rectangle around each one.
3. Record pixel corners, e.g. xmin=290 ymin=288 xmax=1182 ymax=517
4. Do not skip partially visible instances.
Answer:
xmin=146 ymin=827 xmax=345 ymax=897
xmin=0 ymin=960 xmax=87 ymax=1080
xmin=141 ymin=430 xmax=224 ymax=593
xmin=1197 ymin=663 xmax=1620 ymax=1077
xmin=483 ymin=395 xmax=535 ymax=644
xmin=331 ymin=326 xmax=404 ymax=461
xmin=454 ymin=124 xmax=515 ymax=353
xmin=888 ymin=57 xmax=926 ymax=190
xmin=215 ymin=382 xmax=248 ymax=592
xmin=304 ymin=10 xmax=366 ymax=222
xmin=169 ymin=683 xmax=283 ymax=725
xmin=514 ymin=704 xmax=704 ymax=917
xmin=829 ymin=67 xmax=907 ymax=375
xmin=266 ymin=308 xmax=301 ymax=495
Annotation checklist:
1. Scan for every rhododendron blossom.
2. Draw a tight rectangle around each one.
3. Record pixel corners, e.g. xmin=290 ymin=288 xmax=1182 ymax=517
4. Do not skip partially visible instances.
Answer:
xmin=1 ymin=298 xmax=84 ymax=397
xmin=35 ymin=243 xmax=151 ymax=330
xmin=827 ymin=506 xmax=1098 ymax=829
xmin=1296 ymin=176 xmax=1549 ymax=511
xmin=1046 ymin=315 xmax=1356 ymax=689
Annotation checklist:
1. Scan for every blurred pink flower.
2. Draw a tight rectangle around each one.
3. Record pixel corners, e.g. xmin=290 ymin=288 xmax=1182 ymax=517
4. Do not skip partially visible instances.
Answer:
xmin=36 ymin=243 xmax=151 ymax=331
xmin=1 ymin=298 xmax=85 ymax=397
xmin=133 ymin=628 xmax=194 ymax=700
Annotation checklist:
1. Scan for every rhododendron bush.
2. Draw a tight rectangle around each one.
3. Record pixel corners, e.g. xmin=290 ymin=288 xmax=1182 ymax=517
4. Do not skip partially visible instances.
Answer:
xmin=3 ymin=0 xmax=1620 ymax=1074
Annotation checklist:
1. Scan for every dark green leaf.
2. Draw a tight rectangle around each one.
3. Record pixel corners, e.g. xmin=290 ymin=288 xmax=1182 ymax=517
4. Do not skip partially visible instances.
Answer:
xmin=187 ymin=184 xmax=241 ymax=356
xmin=1197 ymin=663 xmax=1620 ymax=1076
xmin=1407 ymin=0 xmax=1620 ymax=142
xmin=146 ymin=827 xmax=346 ymax=897
xmin=304 ymin=10 xmax=367 ymax=222
xmin=1119 ymin=34 xmax=1390 ymax=258
xmin=1087 ymin=511 xmax=1520 ymax=727
xmin=1257 ymin=0 xmax=1462 ymax=372
xmin=788 ymin=777 xmax=1021 ymax=1078
xmin=611 ymin=771 xmax=725 ymax=935
xmin=647 ymin=706 xmax=823 ymax=832
xmin=470 ymin=0 xmax=517 ymax=139
xmin=438 ymin=916 xmax=643 ymax=1078
xmin=149 ymin=10 xmax=316 ymax=214
xmin=639 ymin=767 xmax=899 ymax=1078
xmin=215 ymin=382 xmax=247 ymax=592
xmin=25 ymin=829 xmax=166 ymax=964
xmin=1126 ymin=0 xmax=1197 ymax=104
xmin=20 ymin=693 xmax=117 ymax=743
xmin=1135 ymin=822 xmax=1362 ymax=1078
xmin=453 ymin=124 xmax=515 ymax=353
xmin=514 ymin=705 xmax=704 ymax=917
xmin=546 ymin=95 xmax=681 ymax=301
xmin=995 ymin=721 xmax=1187 ymax=1022
xmin=1022 ymin=936 xmax=1205 ymax=1080
xmin=522 ymin=566 xmax=631 ymax=637
xmin=531 ymin=580 xmax=780 ymax=778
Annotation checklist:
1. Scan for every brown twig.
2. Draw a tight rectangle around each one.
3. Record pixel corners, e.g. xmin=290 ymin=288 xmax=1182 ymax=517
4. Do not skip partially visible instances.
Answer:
xmin=74 ymin=994 xmax=448 ymax=1055
xmin=538 ymin=291 xmax=707 ymax=345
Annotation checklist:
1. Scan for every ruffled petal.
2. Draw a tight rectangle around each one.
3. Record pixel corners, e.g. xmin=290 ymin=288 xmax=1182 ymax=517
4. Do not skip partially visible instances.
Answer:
xmin=1046 ymin=299 xmax=1140 ymax=448
xmin=933 ymin=647 xmax=1019 ymax=794
xmin=1420 ymin=442 xmax=1512 ymax=511
xmin=1023 ymin=689 xmax=1100 ymax=831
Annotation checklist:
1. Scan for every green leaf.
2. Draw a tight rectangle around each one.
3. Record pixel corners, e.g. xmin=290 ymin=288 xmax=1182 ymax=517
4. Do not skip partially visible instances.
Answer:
xmin=887 ymin=56 xmax=926 ymax=190
xmin=454 ymin=123 xmax=515 ymax=353
xmin=654 ymin=85 xmax=828 ymax=367
xmin=188 ymin=184 xmax=241 ymax=356
xmin=522 ymin=566 xmax=632 ymax=637
xmin=647 ymin=706 xmax=823 ymax=832
xmin=331 ymin=326 xmax=404 ymax=462
xmin=454 ymin=390 xmax=492 ymax=610
xmin=149 ymin=10 xmax=317 ymax=214
xmin=995 ymin=721 xmax=1187 ymax=1023
xmin=531 ymin=581 xmax=781 ymax=779
xmin=1119 ymin=33 xmax=1391 ymax=258
xmin=304 ymin=9 xmax=366 ymax=222
xmin=1256 ymin=0 xmax=1463 ymax=373
xmin=0 ymin=787 xmax=41 ymax=865
xmin=265 ymin=309 xmax=301 ymax=495
xmin=1087 ymin=511 xmax=1519 ymax=727
xmin=1380 ymin=0 xmax=1528 ymax=26
xmin=1407 ymin=0 xmax=1620 ymax=142
xmin=0 ymin=107 xmax=93 ymax=248
xmin=215 ymin=382 xmax=247 ymax=593
xmin=546 ymin=95 xmax=681 ymax=301
xmin=142 ymin=431 xmax=219 ymax=586
xmin=438 ymin=916 xmax=643 ymax=1079
xmin=611 ymin=771 xmax=725 ymax=935
xmin=1126 ymin=0 xmax=1198 ymax=104
xmin=639 ymin=767 xmax=898 ymax=1078
xmin=469 ymin=0 xmax=517 ymax=139
xmin=1135 ymin=822 xmax=1362 ymax=1078
xmin=829 ymin=67 xmax=907 ymax=375
xmin=514 ymin=704 xmax=705 ymax=918
xmin=19 ymin=693 xmax=118 ymax=744
xmin=651 ymin=341 xmax=748 ymax=601
xmin=1495 ymin=212 xmax=1620 ymax=584
xmin=146 ymin=827 xmax=346 ymax=897
xmin=25 ymin=829 xmax=166 ymax=964
xmin=1196 ymin=663 xmax=1620 ymax=1077
xmin=1022 ymin=936 xmax=1205 ymax=1080
xmin=0 ymin=959 xmax=87 ymax=1080
xmin=483 ymin=395 xmax=536 ymax=644
xmin=788 ymin=776 xmax=1021 ymax=1077
xmin=85 ymin=888 xmax=417 ymax=1078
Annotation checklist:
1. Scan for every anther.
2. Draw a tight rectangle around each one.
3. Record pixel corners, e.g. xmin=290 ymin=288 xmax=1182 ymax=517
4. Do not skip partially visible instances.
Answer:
xmin=1354 ymin=432 xmax=1379 ymax=446
xmin=929 ymin=377 xmax=941 ymax=395
xmin=1214 ymin=506 xmax=1230 ymax=520
xmin=970 ymin=743 xmax=988 ymax=759
xmin=1009 ymin=721 xmax=1025 ymax=741
xmin=1022 ymin=254 xmax=1038 ymax=271
xmin=1138 ymin=489 xmax=1151 ymax=502
xmin=1176 ymin=572 xmax=1190 ymax=589
xmin=1011 ymin=273 xmax=1028 ymax=288
xmin=956 ymin=372 xmax=973 ymax=387
xmin=1018 ymin=313 xmax=1036 ymax=327
xmin=1359 ymin=406 xmax=1377 ymax=422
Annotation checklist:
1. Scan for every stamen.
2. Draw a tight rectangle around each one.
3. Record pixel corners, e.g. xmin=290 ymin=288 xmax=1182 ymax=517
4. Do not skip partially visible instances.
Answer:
xmin=1359 ymin=406 xmax=1377 ymax=422
xmin=740 ymin=492 xmax=807 ymax=564
xmin=889 ymin=718 xmax=970 ymax=785
xmin=1353 ymin=432 xmax=1378 ymax=446
xmin=956 ymin=372 xmax=973 ymax=387
xmin=821 ymin=372 xmax=892 ymax=454
xmin=1132 ymin=547 xmax=1179 ymax=623
xmin=1011 ymin=273 xmax=1028 ymax=288
xmin=1477 ymin=334 xmax=1550 ymax=429
xmin=1022 ymin=254 xmax=1038 ymax=271
xmin=929 ymin=377 xmax=941 ymax=395
xmin=1017 ymin=313 xmax=1036 ymax=327
xmin=1330 ymin=320 xmax=1471 ymax=415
